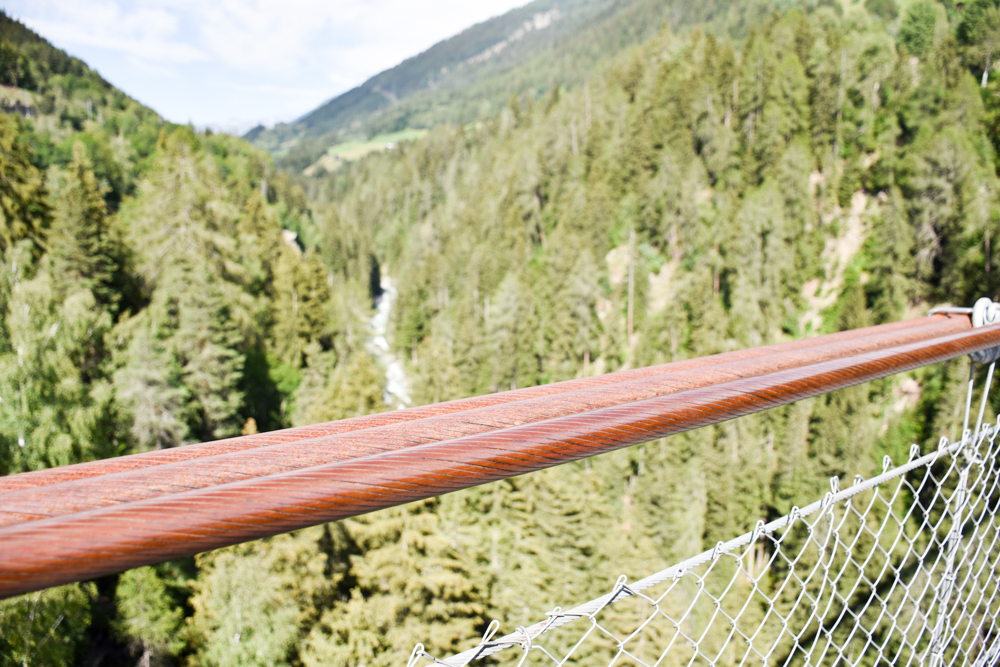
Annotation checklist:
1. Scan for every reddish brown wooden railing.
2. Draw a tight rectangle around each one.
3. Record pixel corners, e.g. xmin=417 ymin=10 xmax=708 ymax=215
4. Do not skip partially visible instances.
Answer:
xmin=1 ymin=313 xmax=995 ymax=599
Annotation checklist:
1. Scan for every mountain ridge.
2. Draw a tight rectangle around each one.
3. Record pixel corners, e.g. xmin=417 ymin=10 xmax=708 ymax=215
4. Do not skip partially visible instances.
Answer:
xmin=246 ymin=0 xmax=736 ymax=169
xmin=244 ymin=0 xmax=571 ymax=148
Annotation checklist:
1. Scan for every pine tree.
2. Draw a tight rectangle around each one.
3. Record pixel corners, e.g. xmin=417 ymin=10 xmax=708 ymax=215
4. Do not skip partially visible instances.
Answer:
xmin=295 ymin=351 xmax=383 ymax=425
xmin=270 ymin=247 xmax=332 ymax=369
xmin=484 ymin=465 xmax=616 ymax=642
xmin=899 ymin=1 xmax=939 ymax=57
xmin=865 ymin=0 xmax=898 ymax=21
xmin=957 ymin=0 xmax=1000 ymax=87
xmin=903 ymin=127 xmax=989 ymax=301
xmin=0 ymin=584 xmax=94 ymax=667
xmin=112 ymin=321 xmax=191 ymax=451
xmin=488 ymin=273 xmax=541 ymax=391
xmin=728 ymin=183 xmax=794 ymax=346
xmin=189 ymin=528 xmax=329 ymax=667
xmin=114 ymin=129 xmax=258 ymax=444
xmin=0 ymin=115 xmax=49 ymax=254
xmin=237 ymin=189 xmax=283 ymax=297
xmin=544 ymin=238 xmax=602 ymax=381
xmin=173 ymin=270 xmax=247 ymax=441
xmin=301 ymin=501 xmax=490 ymax=667
xmin=411 ymin=322 xmax=462 ymax=405
xmin=113 ymin=567 xmax=185 ymax=666
xmin=0 ymin=243 xmax=115 ymax=473
xmin=127 ymin=129 xmax=242 ymax=290
xmin=866 ymin=188 xmax=916 ymax=322
xmin=50 ymin=143 xmax=124 ymax=310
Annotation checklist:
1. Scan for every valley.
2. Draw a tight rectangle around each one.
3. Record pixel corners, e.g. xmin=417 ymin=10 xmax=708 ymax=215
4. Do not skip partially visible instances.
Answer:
xmin=0 ymin=0 xmax=999 ymax=665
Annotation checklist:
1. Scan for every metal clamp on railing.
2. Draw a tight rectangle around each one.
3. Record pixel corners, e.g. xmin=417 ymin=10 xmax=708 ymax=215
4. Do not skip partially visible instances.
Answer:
xmin=928 ymin=297 xmax=1000 ymax=363
xmin=971 ymin=298 xmax=1000 ymax=364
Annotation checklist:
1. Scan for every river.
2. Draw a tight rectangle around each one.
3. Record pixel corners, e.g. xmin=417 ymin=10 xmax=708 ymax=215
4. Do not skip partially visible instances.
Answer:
xmin=367 ymin=275 xmax=413 ymax=408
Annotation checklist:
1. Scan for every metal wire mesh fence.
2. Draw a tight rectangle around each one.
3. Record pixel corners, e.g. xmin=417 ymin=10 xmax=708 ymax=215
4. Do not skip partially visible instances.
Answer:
xmin=409 ymin=360 xmax=1000 ymax=667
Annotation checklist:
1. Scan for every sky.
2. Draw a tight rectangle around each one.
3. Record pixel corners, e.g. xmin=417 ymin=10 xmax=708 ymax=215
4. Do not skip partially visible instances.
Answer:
xmin=7 ymin=0 xmax=529 ymax=133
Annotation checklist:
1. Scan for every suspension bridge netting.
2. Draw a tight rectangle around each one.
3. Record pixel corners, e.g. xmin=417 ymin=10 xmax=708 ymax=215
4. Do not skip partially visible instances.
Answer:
xmin=409 ymin=321 xmax=1000 ymax=667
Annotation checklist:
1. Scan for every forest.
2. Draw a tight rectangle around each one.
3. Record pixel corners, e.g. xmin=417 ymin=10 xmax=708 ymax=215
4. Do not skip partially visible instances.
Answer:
xmin=1 ymin=0 xmax=1000 ymax=664
xmin=252 ymin=0 xmax=712 ymax=171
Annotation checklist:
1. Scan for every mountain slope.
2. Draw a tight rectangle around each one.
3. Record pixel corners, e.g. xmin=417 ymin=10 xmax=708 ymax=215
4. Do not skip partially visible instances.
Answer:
xmin=277 ymin=2 xmax=1000 ymax=663
xmin=0 ymin=11 xmax=166 ymax=214
xmin=0 ymin=15 xmax=378 ymax=664
xmin=247 ymin=0 xmax=742 ymax=169
xmin=5 ymin=2 xmax=1000 ymax=666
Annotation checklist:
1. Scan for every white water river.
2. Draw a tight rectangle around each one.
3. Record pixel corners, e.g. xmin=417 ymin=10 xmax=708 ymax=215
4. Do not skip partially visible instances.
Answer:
xmin=367 ymin=275 xmax=413 ymax=408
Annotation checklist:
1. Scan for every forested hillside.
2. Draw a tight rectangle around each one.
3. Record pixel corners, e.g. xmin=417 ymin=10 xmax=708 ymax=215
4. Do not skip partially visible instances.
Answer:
xmin=291 ymin=1 xmax=1000 ymax=662
xmin=0 ymin=11 xmax=382 ymax=665
xmin=2 ymin=0 xmax=1000 ymax=665
xmin=249 ymin=0 xmax=761 ymax=172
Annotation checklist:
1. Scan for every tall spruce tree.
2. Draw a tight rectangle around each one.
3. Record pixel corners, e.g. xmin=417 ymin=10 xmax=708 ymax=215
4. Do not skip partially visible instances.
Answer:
xmin=270 ymin=246 xmax=332 ymax=369
xmin=301 ymin=501 xmax=490 ymax=667
xmin=50 ymin=143 xmax=125 ymax=311
xmin=189 ymin=528 xmax=330 ymax=667
xmin=0 ymin=115 xmax=49 ymax=254
xmin=113 ymin=567 xmax=184 ymax=666
xmin=0 ymin=243 xmax=115 ymax=473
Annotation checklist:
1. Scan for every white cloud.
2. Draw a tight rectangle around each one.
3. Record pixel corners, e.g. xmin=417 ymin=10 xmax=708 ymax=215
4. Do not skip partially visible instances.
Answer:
xmin=13 ymin=1 xmax=207 ymax=65
xmin=5 ymin=0 xmax=530 ymax=127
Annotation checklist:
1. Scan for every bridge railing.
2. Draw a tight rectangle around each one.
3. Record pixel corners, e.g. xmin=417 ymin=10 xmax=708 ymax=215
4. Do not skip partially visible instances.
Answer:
xmin=404 ymin=300 xmax=1000 ymax=667
xmin=2 ymin=303 xmax=1000 ymax=663
xmin=411 ymin=402 xmax=1000 ymax=667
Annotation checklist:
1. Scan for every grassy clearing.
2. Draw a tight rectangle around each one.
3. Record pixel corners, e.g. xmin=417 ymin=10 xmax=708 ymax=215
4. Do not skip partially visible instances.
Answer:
xmin=303 ymin=128 xmax=428 ymax=175
xmin=328 ymin=128 xmax=428 ymax=160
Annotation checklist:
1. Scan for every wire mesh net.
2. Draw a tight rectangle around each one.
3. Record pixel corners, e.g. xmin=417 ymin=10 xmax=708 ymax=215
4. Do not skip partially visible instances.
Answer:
xmin=409 ymin=360 xmax=1000 ymax=667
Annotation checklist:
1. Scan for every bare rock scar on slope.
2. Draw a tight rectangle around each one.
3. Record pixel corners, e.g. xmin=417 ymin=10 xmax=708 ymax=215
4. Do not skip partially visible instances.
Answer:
xmin=799 ymin=186 xmax=869 ymax=334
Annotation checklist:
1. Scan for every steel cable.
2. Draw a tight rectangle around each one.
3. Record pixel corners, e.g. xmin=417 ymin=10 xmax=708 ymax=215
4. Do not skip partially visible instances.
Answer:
xmin=0 ymin=319 xmax=997 ymax=598
xmin=0 ymin=314 xmax=963 ymax=496
xmin=0 ymin=316 xmax=970 ymax=528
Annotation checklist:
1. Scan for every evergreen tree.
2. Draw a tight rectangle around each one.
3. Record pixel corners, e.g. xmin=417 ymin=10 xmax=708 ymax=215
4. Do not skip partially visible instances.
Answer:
xmin=544 ymin=238 xmax=602 ymax=381
xmin=865 ymin=0 xmax=898 ymax=21
xmin=957 ymin=0 xmax=1000 ymax=87
xmin=411 ymin=320 xmax=463 ymax=405
xmin=236 ymin=189 xmax=283 ymax=297
xmin=301 ymin=501 xmax=489 ymax=667
xmin=189 ymin=528 xmax=329 ymax=667
xmin=270 ymin=247 xmax=333 ymax=369
xmin=173 ymin=271 xmax=247 ymax=440
xmin=50 ymin=143 xmax=124 ymax=310
xmin=113 ymin=567 xmax=184 ymax=666
xmin=0 ymin=584 xmax=94 ymax=667
xmin=294 ymin=351 xmax=383 ymax=425
xmin=489 ymin=273 xmax=541 ymax=391
xmin=899 ymin=1 xmax=939 ymax=57
xmin=480 ymin=464 xmax=617 ymax=646
xmin=112 ymin=322 xmax=191 ymax=451
xmin=903 ymin=127 xmax=991 ymax=302
xmin=865 ymin=188 xmax=916 ymax=322
xmin=0 ymin=115 xmax=49 ymax=254
xmin=0 ymin=243 xmax=115 ymax=473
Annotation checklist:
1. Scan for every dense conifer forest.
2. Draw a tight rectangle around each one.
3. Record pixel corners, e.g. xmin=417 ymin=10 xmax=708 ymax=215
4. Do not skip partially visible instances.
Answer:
xmin=1 ymin=0 xmax=999 ymax=664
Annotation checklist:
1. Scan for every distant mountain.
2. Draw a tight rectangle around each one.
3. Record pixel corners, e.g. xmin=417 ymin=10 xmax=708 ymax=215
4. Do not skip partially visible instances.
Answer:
xmin=247 ymin=0 xmax=736 ymax=170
